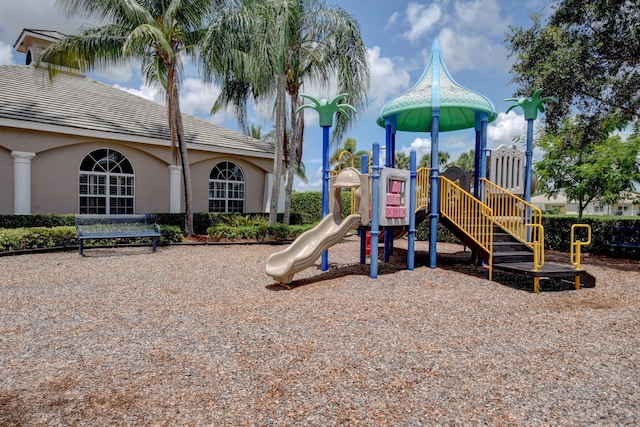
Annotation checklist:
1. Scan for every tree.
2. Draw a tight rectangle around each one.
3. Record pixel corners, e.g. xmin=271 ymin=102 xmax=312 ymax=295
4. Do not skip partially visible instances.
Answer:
xmin=418 ymin=151 xmax=450 ymax=169
xmin=395 ymin=152 xmax=410 ymax=170
xmin=201 ymin=0 xmax=369 ymax=225
xmin=505 ymin=1 xmax=639 ymax=134
xmin=330 ymin=137 xmax=367 ymax=172
xmin=39 ymin=0 xmax=220 ymax=236
xmin=450 ymin=149 xmax=475 ymax=171
xmin=534 ymin=117 xmax=640 ymax=217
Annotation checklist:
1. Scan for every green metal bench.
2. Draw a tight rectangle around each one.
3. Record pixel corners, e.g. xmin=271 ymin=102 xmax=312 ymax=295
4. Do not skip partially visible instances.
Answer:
xmin=75 ymin=214 xmax=161 ymax=255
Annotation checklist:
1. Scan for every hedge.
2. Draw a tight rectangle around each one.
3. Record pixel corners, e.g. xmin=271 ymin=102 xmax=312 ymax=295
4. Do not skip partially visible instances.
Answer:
xmin=1 ymin=212 xmax=638 ymax=258
xmin=0 ymin=225 xmax=183 ymax=253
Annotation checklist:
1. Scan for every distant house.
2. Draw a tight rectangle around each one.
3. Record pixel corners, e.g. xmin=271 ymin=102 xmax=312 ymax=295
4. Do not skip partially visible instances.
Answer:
xmin=531 ymin=191 xmax=640 ymax=216
xmin=1 ymin=29 xmax=280 ymax=216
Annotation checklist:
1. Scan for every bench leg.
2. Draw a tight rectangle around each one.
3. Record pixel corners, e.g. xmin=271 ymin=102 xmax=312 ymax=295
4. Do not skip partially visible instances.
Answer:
xmin=79 ymin=240 xmax=84 ymax=255
xmin=152 ymin=237 xmax=157 ymax=252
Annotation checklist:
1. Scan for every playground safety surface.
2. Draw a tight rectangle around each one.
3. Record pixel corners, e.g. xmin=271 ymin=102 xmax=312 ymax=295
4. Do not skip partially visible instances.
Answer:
xmin=1 ymin=236 xmax=638 ymax=425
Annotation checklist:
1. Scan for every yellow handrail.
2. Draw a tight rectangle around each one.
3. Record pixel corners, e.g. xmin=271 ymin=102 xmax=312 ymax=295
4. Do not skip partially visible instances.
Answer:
xmin=479 ymin=178 xmax=543 ymax=248
xmin=416 ymin=167 xmax=430 ymax=210
xmin=570 ymin=224 xmax=591 ymax=291
xmin=331 ymin=151 xmax=358 ymax=215
xmin=440 ymin=176 xmax=494 ymax=281
xmin=525 ymin=224 xmax=545 ymax=272
xmin=570 ymin=224 xmax=591 ymax=270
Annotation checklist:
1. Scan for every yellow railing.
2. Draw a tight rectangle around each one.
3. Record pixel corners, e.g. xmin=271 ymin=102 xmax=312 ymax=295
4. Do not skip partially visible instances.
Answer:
xmin=440 ymin=176 xmax=494 ymax=280
xmin=570 ymin=224 xmax=591 ymax=290
xmin=416 ymin=167 xmax=430 ymax=210
xmin=331 ymin=151 xmax=358 ymax=215
xmin=479 ymin=178 xmax=543 ymax=248
xmin=525 ymin=224 xmax=545 ymax=272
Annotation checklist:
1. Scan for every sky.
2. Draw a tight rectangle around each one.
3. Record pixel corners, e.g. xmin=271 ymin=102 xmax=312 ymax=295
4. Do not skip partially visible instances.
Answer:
xmin=0 ymin=0 xmax=552 ymax=191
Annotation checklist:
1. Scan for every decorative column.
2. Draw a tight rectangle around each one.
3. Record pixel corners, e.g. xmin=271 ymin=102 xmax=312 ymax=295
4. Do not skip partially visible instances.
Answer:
xmin=504 ymin=89 xmax=558 ymax=203
xmin=11 ymin=151 xmax=36 ymax=214
xmin=296 ymin=93 xmax=357 ymax=271
xmin=429 ymin=113 xmax=440 ymax=268
xmin=168 ymin=165 xmax=182 ymax=213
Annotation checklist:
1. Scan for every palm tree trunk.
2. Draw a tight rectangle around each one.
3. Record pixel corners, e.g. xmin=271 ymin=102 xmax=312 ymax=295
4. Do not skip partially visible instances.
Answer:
xmin=283 ymin=92 xmax=301 ymax=225
xmin=174 ymin=96 xmax=194 ymax=236
xmin=269 ymin=74 xmax=287 ymax=226
xmin=168 ymin=63 xmax=194 ymax=236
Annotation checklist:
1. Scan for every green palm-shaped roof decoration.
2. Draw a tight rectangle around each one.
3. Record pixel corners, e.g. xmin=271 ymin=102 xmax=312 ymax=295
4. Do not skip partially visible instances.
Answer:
xmin=297 ymin=93 xmax=357 ymax=127
xmin=505 ymin=89 xmax=558 ymax=120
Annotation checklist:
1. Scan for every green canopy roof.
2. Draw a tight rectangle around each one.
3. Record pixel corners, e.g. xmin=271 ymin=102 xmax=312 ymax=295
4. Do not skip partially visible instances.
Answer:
xmin=377 ymin=40 xmax=497 ymax=132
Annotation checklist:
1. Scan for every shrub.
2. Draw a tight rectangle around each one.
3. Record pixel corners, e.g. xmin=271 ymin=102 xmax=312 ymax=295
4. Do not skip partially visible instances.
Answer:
xmin=0 ymin=214 xmax=75 ymax=228
xmin=0 ymin=226 xmax=77 ymax=252
xmin=0 ymin=225 xmax=182 ymax=253
xmin=207 ymin=224 xmax=312 ymax=242
xmin=159 ymin=225 xmax=184 ymax=244
xmin=291 ymin=191 xmax=353 ymax=224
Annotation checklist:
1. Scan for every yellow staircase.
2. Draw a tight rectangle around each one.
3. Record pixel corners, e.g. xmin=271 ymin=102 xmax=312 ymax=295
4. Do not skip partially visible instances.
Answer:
xmin=414 ymin=169 xmax=595 ymax=292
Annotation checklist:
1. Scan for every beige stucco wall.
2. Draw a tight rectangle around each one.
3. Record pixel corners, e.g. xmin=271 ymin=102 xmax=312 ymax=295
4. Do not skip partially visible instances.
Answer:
xmin=0 ymin=147 xmax=13 ymax=214
xmin=0 ymin=126 xmax=273 ymax=215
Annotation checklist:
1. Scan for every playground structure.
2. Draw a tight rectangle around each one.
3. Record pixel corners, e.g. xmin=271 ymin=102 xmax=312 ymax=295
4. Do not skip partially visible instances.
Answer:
xmin=265 ymin=144 xmax=414 ymax=285
xmin=265 ymin=40 xmax=595 ymax=293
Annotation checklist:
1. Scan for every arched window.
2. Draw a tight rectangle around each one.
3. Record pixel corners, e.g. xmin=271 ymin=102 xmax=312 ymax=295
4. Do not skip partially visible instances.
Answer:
xmin=209 ymin=161 xmax=245 ymax=213
xmin=79 ymin=148 xmax=134 ymax=214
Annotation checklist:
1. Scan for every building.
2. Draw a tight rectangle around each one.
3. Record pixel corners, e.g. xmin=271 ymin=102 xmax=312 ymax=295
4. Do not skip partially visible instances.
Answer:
xmin=531 ymin=191 xmax=640 ymax=216
xmin=1 ymin=29 xmax=279 ymax=216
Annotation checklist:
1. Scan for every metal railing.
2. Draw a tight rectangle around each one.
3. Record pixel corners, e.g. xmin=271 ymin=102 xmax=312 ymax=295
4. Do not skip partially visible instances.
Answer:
xmin=416 ymin=167 xmax=430 ymax=210
xmin=479 ymin=178 xmax=543 ymax=247
xmin=440 ymin=176 xmax=494 ymax=280
xmin=331 ymin=150 xmax=358 ymax=215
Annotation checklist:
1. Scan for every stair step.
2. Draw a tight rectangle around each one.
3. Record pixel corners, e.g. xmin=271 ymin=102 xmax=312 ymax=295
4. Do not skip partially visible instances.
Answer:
xmin=492 ymin=250 xmax=534 ymax=263
xmin=493 ymin=241 xmax=530 ymax=251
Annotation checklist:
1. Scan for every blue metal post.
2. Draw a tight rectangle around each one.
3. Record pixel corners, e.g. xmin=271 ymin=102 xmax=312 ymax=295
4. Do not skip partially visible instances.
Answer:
xmin=384 ymin=123 xmax=394 ymax=261
xmin=408 ymin=151 xmax=417 ymax=270
xmin=370 ymin=144 xmax=380 ymax=278
xmin=473 ymin=113 xmax=482 ymax=199
xmin=321 ymin=125 xmax=330 ymax=271
xmin=479 ymin=112 xmax=488 ymax=182
xmin=359 ymin=154 xmax=368 ymax=265
xmin=524 ymin=119 xmax=534 ymax=203
xmin=429 ymin=113 xmax=440 ymax=268
xmin=478 ymin=112 xmax=489 ymax=267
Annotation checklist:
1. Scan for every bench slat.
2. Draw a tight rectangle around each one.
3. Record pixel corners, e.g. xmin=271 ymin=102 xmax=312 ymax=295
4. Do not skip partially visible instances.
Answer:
xmin=610 ymin=226 xmax=640 ymax=249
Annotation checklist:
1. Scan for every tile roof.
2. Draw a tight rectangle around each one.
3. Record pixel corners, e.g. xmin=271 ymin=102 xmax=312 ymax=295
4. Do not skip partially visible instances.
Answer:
xmin=0 ymin=65 xmax=274 ymax=158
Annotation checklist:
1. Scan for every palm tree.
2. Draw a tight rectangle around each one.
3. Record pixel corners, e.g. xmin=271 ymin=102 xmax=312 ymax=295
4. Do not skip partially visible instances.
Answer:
xmin=249 ymin=122 xmax=308 ymax=183
xmin=39 ymin=0 xmax=220 ymax=236
xmin=450 ymin=149 xmax=475 ymax=171
xmin=330 ymin=138 xmax=367 ymax=172
xmin=418 ymin=151 xmax=451 ymax=169
xmin=201 ymin=0 xmax=369 ymax=225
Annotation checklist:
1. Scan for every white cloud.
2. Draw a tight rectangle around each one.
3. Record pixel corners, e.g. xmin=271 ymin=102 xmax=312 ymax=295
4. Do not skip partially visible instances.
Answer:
xmin=180 ymin=78 xmax=217 ymax=116
xmin=402 ymin=2 xmax=442 ymax=42
xmin=367 ymin=46 xmax=412 ymax=114
xmin=398 ymin=136 xmax=431 ymax=160
xmin=294 ymin=165 xmax=323 ymax=192
xmin=487 ymin=110 xmax=527 ymax=148
xmin=0 ymin=41 xmax=15 ymax=65
xmin=0 ymin=0 xmax=99 ymax=48
xmin=95 ymin=62 xmax=137 ymax=84
xmin=453 ymin=0 xmax=508 ymax=37
xmin=396 ymin=0 xmax=512 ymax=73
xmin=112 ymin=83 xmax=161 ymax=103
xmin=384 ymin=12 xmax=399 ymax=31
xmin=435 ymin=28 xmax=509 ymax=73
